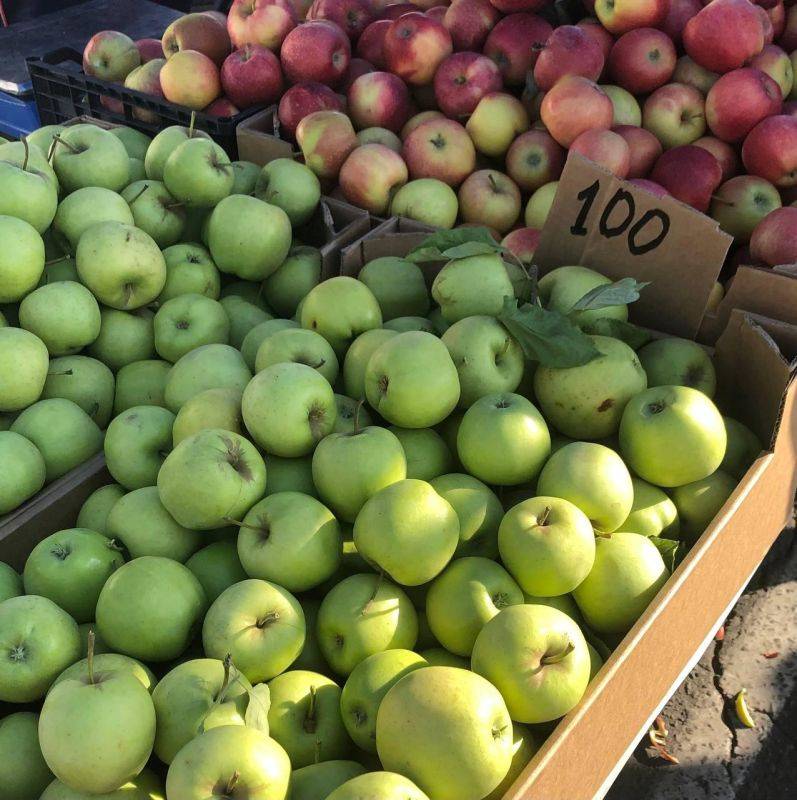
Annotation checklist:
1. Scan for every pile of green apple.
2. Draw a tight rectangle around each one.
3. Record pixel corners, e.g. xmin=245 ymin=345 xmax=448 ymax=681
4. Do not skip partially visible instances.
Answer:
xmin=0 ymin=134 xmax=764 ymax=799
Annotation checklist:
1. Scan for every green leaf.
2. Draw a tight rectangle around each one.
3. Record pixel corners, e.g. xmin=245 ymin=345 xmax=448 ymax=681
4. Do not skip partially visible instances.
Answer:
xmin=244 ymin=683 xmax=271 ymax=733
xmin=649 ymin=537 xmax=680 ymax=574
xmin=579 ymin=318 xmax=653 ymax=350
xmin=441 ymin=241 xmax=504 ymax=260
xmin=497 ymin=297 xmax=601 ymax=368
xmin=571 ymin=278 xmax=650 ymax=312
xmin=407 ymin=227 xmax=502 ymax=263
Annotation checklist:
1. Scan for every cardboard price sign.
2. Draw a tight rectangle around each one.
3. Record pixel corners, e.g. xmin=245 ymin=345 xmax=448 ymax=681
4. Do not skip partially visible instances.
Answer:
xmin=535 ymin=153 xmax=733 ymax=338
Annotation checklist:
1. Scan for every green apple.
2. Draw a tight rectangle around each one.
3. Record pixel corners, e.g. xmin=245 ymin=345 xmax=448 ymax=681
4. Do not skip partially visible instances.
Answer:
xmin=241 ymin=319 xmax=298 ymax=370
xmin=619 ymin=476 xmax=680 ymax=538
xmin=267 ymin=670 xmax=350 ymax=767
xmin=354 ymin=479 xmax=459 ymax=586
xmin=442 ymin=315 xmax=524 ymax=408
xmin=672 ymin=470 xmax=737 ymax=539
xmin=230 ymin=160 xmax=260 ymax=194
xmin=88 ymin=308 xmax=155 ymax=371
xmin=390 ymin=178 xmax=458 ymax=229
xmin=77 ymin=623 xmax=110 ymax=657
xmin=0 ymin=139 xmax=58 ymax=195
xmin=255 ymin=158 xmax=321 ymax=226
xmin=0 ymin=431 xmax=46 ymax=513
xmin=0 ymin=560 xmax=23 ymax=602
xmin=154 ymin=294 xmax=230 ymax=363
xmin=202 ymin=578 xmax=305 ymax=683
xmin=220 ymin=279 xmax=272 ymax=309
xmin=107 ymin=486 xmax=202 ymax=561
xmin=144 ymin=125 xmax=212 ymax=181
xmin=524 ymin=181 xmax=559 ymax=228
xmin=164 ymin=343 xmax=252 ymax=412
xmin=52 ymin=187 xmax=134 ymax=254
xmin=23 ymin=528 xmax=124 ymax=622
xmin=76 ymin=484 xmax=125 ymax=536
xmin=163 ymin=138 xmax=234 ymax=208
xmin=51 ymin=124 xmax=129 ymax=192
xmin=383 ymin=316 xmax=434 ymax=333
xmin=342 ymin=328 xmax=398 ymax=400
xmin=104 ymin=405 xmax=174 ymax=489
xmin=364 ymin=331 xmax=460 ymax=428
xmin=52 ymin=652 xmax=156 ymax=694
xmin=220 ymin=295 xmax=272 ymax=349
xmin=457 ymin=392 xmax=551 ymax=485
xmin=152 ymin=657 xmax=251 ymax=764
xmin=340 ymin=649 xmax=427 ymax=753
xmin=0 ymin=595 xmax=81 ymax=702
xmin=11 ymin=398 xmax=103 ymax=481
xmin=602 ymin=84 xmax=642 ymax=126
xmin=430 ymin=473 xmax=503 ymax=558
xmin=38 ymin=660 xmax=155 ymax=795
xmin=291 ymin=761 xmax=367 ymax=800
xmin=76 ymin=221 xmax=166 ymax=310
xmin=376 ymin=666 xmax=513 ymax=800
xmin=619 ymin=385 xmax=727 ymax=487
xmin=255 ymin=327 xmax=339 ymax=385
xmin=419 ymin=648 xmax=468 ymax=668
xmin=158 ymin=428 xmax=266 ymax=529
xmin=539 ymin=265 xmax=629 ymax=325
xmin=0 ymin=712 xmax=54 ymax=800
xmin=357 ymin=257 xmax=430 ymax=321
xmin=242 ymin=362 xmax=336 ymax=456
xmin=37 ymin=254 xmax=79 ymax=286
xmin=19 ymin=281 xmax=101 ymax=356
xmin=573 ymin=531 xmax=669 ymax=633
xmin=40 ymin=769 xmax=163 ymax=799
xmin=121 ymin=180 xmax=185 ymax=248
xmin=301 ymin=276 xmax=383 ymax=356
xmin=333 ymin=394 xmax=374 ymax=434
xmin=388 ymin=426 xmax=453 ymax=481
xmin=534 ymin=335 xmax=648 ymax=439
xmin=113 ymin=360 xmax=171 ymax=414
xmin=328 ymin=771 xmax=429 ymax=800
xmin=207 ymin=194 xmax=292 ymax=280
xmin=524 ymin=592 xmax=584 ymax=623
xmin=432 ymin=253 xmax=514 ymax=323
xmin=291 ymin=597 xmax=327 ymax=673
xmin=181 ymin=206 xmax=210 ymax=243
xmin=263 ymin=453 xmax=317 ymax=497
xmin=111 ymin=126 xmax=151 ymax=162
xmin=483 ymin=724 xmax=537 ymax=800
xmin=0 ymin=327 xmax=48 ymax=411
xmin=237 ymin=492 xmax=341 ymax=591
xmin=317 ymin=573 xmax=418 ymax=675
xmin=172 ymin=386 xmax=243 ymax=446
xmin=42 ymin=355 xmax=115 ymax=428
xmin=471 ymin=604 xmax=590 ymax=723
xmin=0 ymin=140 xmax=58 ymax=233
xmin=263 ymin=245 xmax=322 ymax=319
xmin=185 ymin=541 xmax=246 ymax=603
xmin=638 ymin=337 xmax=717 ymax=397
xmin=165 ymin=725 xmax=290 ymax=800
xmin=0 ymin=215 xmax=45 ymax=302
xmin=96 ymin=555 xmax=207 ymax=661
xmin=426 ymin=557 xmax=523 ymax=657
xmin=160 ymin=243 xmax=221 ymax=302
xmin=721 ymin=416 xmax=762 ymax=478
xmin=710 ymin=175 xmax=782 ymax=241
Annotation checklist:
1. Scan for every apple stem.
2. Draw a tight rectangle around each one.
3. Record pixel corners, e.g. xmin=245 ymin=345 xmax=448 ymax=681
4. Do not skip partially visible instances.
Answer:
xmin=47 ymin=368 xmax=73 ymax=376
xmin=362 ymin=571 xmax=384 ymax=616
xmin=709 ymin=194 xmax=733 ymax=206
xmin=226 ymin=771 xmax=240 ymax=794
xmin=46 ymin=137 xmax=58 ymax=163
xmin=128 ymin=184 xmax=149 ymax=205
xmin=44 ymin=255 xmax=72 ymax=266
xmin=540 ymin=639 xmax=575 ymax=666
xmin=166 ymin=201 xmax=186 ymax=210
xmin=217 ymin=653 xmax=233 ymax=702
xmin=188 ymin=111 xmax=196 ymax=139
xmin=222 ymin=516 xmax=267 ymax=533
xmin=488 ymin=173 xmax=500 ymax=193
xmin=352 ymin=399 xmax=365 ymax=435
xmin=51 ymin=134 xmax=79 ymax=154
xmin=303 ymin=684 xmax=318 ymax=734
xmin=314 ymin=737 xmax=322 ymax=764
xmin=537 ymin=505 xmax=552 ymax=527
xmin=86 ymin=628 xmax=96 ymax=685
xmin=21 ymin=136 xmax=30 ymax=171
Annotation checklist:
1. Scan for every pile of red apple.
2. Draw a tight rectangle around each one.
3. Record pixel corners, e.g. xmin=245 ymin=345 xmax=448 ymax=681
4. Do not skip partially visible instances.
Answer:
xmin=84 ymin=0 xmax=797 ymax=270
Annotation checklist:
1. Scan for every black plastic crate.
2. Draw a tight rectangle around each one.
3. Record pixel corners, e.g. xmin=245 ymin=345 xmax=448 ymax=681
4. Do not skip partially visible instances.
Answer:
xmin=26 ymin=48 xmax=263 ymax=158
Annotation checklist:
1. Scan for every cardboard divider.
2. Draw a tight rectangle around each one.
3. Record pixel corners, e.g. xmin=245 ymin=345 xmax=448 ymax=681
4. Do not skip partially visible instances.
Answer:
xmin=236 ymin=105 xmax=294 ymax=166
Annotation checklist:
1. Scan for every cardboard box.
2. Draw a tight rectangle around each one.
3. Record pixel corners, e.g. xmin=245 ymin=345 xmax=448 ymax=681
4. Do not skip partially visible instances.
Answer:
xmin=236 ymin=106 xmax=294 ymax=166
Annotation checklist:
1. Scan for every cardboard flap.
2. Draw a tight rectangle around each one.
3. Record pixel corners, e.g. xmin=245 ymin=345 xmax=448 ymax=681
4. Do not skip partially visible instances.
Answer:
xmin=235 ymin=105 xmax=293 ymax=166
xmin=339 ymin=217 xmax=436 ymax=276
xmin=535 ymin=153 xmax=732 ymax=338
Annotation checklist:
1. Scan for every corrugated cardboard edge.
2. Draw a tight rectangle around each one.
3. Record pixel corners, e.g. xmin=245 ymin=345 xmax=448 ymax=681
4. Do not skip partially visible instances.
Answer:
xmin=235 ymin=105 xmax=293 ymax=166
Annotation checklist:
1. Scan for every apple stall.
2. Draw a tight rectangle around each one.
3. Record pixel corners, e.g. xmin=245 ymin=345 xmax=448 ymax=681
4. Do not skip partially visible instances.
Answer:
xmin=1 ymin=1 xmax=797 ymax=799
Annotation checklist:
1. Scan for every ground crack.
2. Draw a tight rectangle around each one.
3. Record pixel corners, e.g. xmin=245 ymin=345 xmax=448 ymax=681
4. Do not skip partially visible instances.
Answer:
xmin=710 ymin=623 xmax=740 ymax=771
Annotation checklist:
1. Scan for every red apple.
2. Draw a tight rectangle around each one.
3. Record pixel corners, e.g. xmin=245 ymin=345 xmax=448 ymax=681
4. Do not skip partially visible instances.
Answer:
xmin=384 ymin=12 xmax=453 ymax=85
xmin=307 ymin=0 xmax=375 ymax=41
xmin=342 ymin=58 xmax=376 ymax=91
xmin=783 ymin=100 xmax=797 ymax=118
xmin=612 ymin=124 xmax=662 ymax=178
xmin=339 ymin=143 xmax=409 ymax=213
xmin=778 ymin=4 xmax=797 ymax=50
xmin=570 ymin=128 xmax=631 ymax=177
xmin=402 ymin=116 xmax=476 ymax=185
xmin=749 ymin=206 xmax=797 ymax=265
xmin=205 ymin=97 xmax=241 ymax=116
xmin=297 ymin=109 xmax=358 ymax=179
xmin=505 ymin=129 xmax=566 ymax=192
xmin=540 ymin=76 xmax=614 ymax=147
xmin=160 ymin=49 xmax=222 ymax=110
xmin=163 ymin=12 xmax=231 ymax=66
xmin=489 ymin=0 xmax=550 ymax=10
xmin=458 ymin=169 xmax=522 ymax=234
xmin=357 ymin=19 xmax=391 ymax=66
xmin=661 ymin=0 xmax=701 ymax=44
xmin=83 ymin=31 xmax=140 ymax=82
xmin=749 ymin=44 xmax=794 ymax=98
xmin=278 ymin=81 xmax=346 ymax=139
xmin=533 ymin=25 xmax=604 ymax=92
xmin=768 ymin=2 xmax=786 ymax=41
xmin=642 ymin=82 xmax=706 ymax=149
xmin=501 ymin=227 xmax=541 ymax=265
xmin=483 ymin=13 xmax=553 ymax=86
xmin=136 ymin=38 xmax=164 ymax=64
xmin=443 ymin=0 xmax=500 ymax=51
xmin=705 ymin=67 xmax=782 ymax=143
xmin=379 ymin=3 xmax=418 ymax=19
xmin=221 ymin=45 xmax=284 ymax=109
xmin=650 ymin=145 xmax=722 ymax=211
xmin=607 ymin=28 xmax=676 ymax=95
xmin=281 ymin=19 xmax=352 ymax=85
xmin=203 ymin=10 xmax=229 ymax=26
xmin=433 ymin=51 xmax=502 ymax=118
xmin=576 ymin=18 xmax=615 ymax=63
xmin=693 ymin=136 xmax=740 ymax=181
xmin=742 ymin=114 xmax=797 ymax=186
xmin=594 ymin=0 xmax=669 ymax=35
xmin=401 ymin=109 xmax=445 ymax=138
xmin=347 ymin=71 xmax=414 ymax=131
xmin=683 ymin=0 xmax=765 ymax=74
xmin=228 ymin=0 xmax=298 ymax=50
xmin=628 ymin=178 xmax=670 ymax=197
xmin=759 ymin=5 xmax=775 ymax=46
xmin=124 ymin=59 xmax=166 ymax=123
xmin=426 ymin=6 xmax=448 ymax=23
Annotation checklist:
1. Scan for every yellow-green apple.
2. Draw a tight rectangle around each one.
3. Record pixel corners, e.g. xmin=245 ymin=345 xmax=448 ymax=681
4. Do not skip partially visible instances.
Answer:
xmin=297 ymin=110 xmax=357 ymax=180
xmin=122 ymin=180 xmax=185 ymax=247
xmin=172 ymin=386 xmax=243 ymax=446
xmin=357 ymin=19 xmax=390 ymax=67
xmin=343 ymin=328 xmax=399 ymax=398
xmin=281 ymin=20 xmax=351 ymax=85
xmin=505 ymin=129 xmax=565 ymax=192
xmin=144 ymin=124 xmax=211 ymax=180
xmin=608 ymin=28 xmax=676 ymax=95
xmin=457 ymin=170 xmax=521 ymax=233
xmin=356 ymin=126 xmax=402 ymax=150
xmin=112 ymin=359 xmax=171 ymax=414
xmin=482 ymin=724 xmax=537 ymax=800
xmin=541 ymin=76 xmax=614 ymax=147
xmin=533 ymin=25 xmax=604 ymax=91
xmin=0 ymin=432 xmax=45 ymax=514
xmin=317 ymin=572 xmax=418 ymax=674
xmin=0 ymin=711 xmax=53 ymax=800
xmin=443 ymin=0 xmax=500 ymax=51
xmin=52 ymin=186 xmax=133 ymax=254
xmin=83 ymin=31 xmax=140 ymax=80
xmin=569 ymin=128 xmax=631 ymax=177
xmin=457 ymin=392 xmax=551 ymax=486
xmin=347 ymin=71 xmax=413 ymax=132
xmin=384 ymin=12 xmax=453 ymax=86
xmin=255 ymin=327 xmax=338 ymax=384
xmin=432 ymin=252 xmax=514 ymax=322
xmin=338 ymin=143 xmax=409 ymax=214
xmin=621 ymin=476 xmax=680 ymax=538
xmin=573 ymin=531 xmax=669 ymax=633
xmin=76 ymin=484 xmax=125 ymax=537
xmin=433 ymin=52 xmax=502 ymax=118
xmin=390 ymin=178 xmax=458 ymax=228
xmin=672 ymin=469 xmax=737 ymax=539
xmin=419 ymin=647 xmax=468 ymax=668
xmin=650 ymin=145 xmax=722 ymax=212
xmin=163 ymin=138 xmax=234 ymax=208
xmin=523 ymin=180 xmax=558 ymax=228
xmin=388 ymin=426 xmax=453 ymax=481
xmin=721 ymin=416 xmax=762 ymax=478
xmin=50 ymin=124 xmax=129 ymax=193
xmin=401 ymin=109 xmax=445 ymax=139
xmin=220 ymin=45 xmax=284 ymax=108
xmin=0 ymin=140 xmax=57 ymax=234
xmin=683 ymin=0 xmax=766 ymax=74
xmin=466 ymin=92 xmax=529 ymax=158
xmin=402 ymin=117 xmax=476 ymax=186
xmin=537 ymin=441 xmax=634 ymax=531
xmin=263 ymin=246 xmax=321 ymax=318
xmin=706 ymin=68 xmax=782 ymax=143
xmin=673 ymin=54 xmax=718 ymax=94
xmin=278 ymin=81 xmax=346 ymax=139
xmin=160 ymin=49 xmax=222 ymax=110
xmin=595 ymin=0 xmax=668 ymax=34
xmin=357 ymin=255 xmax=429 ymax=320
xmin=292 ymin=762 xmax=367 ymax=800
xmin=750 ymin=44 xmax=793 ymax=98
xmin=642 ymin=82 xmax=706 ymax=148
xmin=163 ymin=12 xmax=231 ymax=64
xmin=602 ymin=84 xmax=642 ymax=126
xmin=742 ymin=115 xmax=797 ymax=186
xmin=483 ymin=13 xmax=552 ymax=85
xmin=638 ymin=337 xmax=717 ymax=396
xmin=328 ymin=772 xmax=429 ymax=799
xmin=228 ymin=0 xmax=298 ymax=50
xmin=613 ymin=124 xmax=662 ymax=178
xmin=377 ymin=665 xmax=513 ymax=800
xmin=41 ymin=353 xmax=114 ymax=427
